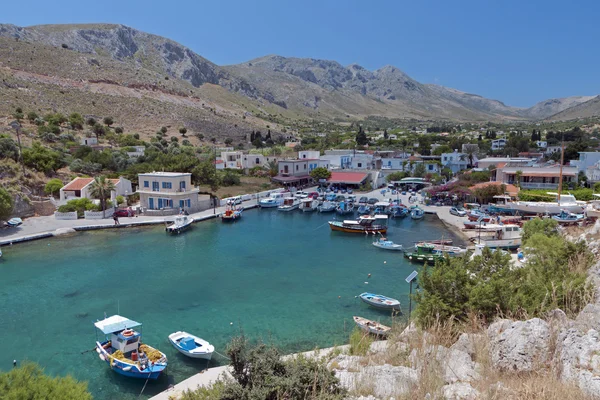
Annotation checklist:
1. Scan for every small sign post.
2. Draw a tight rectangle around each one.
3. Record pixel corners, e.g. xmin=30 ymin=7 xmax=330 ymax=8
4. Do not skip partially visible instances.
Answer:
xmin=405 ymin=271 xmax=418 ymax=321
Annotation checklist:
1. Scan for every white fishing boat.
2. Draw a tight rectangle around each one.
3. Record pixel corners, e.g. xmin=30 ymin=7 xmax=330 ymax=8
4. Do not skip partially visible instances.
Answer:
xmin=6 ymin=217 xmax=22 ymax=227
xmin=353 ymin=316 xmax=391 ymax=337
xmin=278 ymin=198 xmax=300 ymax=212
xmin=491 ymin=192 xmax=585 ymax=215
xmin=165 ymin=215 xmax=193 ymax=234
xmin=168 ymin=331 xmax=214 ymax=360
xmin=586 ymin=194 xmax=600 ymax=218
xmin=372 ymin=237 xmax=403 ymax=251
xmin=359 ymin=292 xmax=401 ymax=311
xmin=259 ymin=192 xmax=286 ymax=208
xmin=470 ymin=224 xmax=522 ymax=249
xmin=299 ymin=198 xmax=318 ymax=212
xmin=424 ymin=243 xmax=468 ymax=257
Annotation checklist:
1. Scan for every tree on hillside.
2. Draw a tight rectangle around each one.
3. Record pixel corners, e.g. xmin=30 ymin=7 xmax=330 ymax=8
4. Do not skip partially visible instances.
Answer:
xmin=355 ymin=126 xmax=368 ymax=146
xmin=69 ymin=113 xmax=84 ymax=130
xmin=160 ymin=126 xmax=168 ymax=134
xmin=0 ymin=187 xmax=13 ymax=221
xmin=103 ymin=117 xmax=114 ymax=127
xmin=44 ymin=178 xmax=64 ymax=197
xmin=92 ymin=123 xmax=105 ymax=141
xmin=192 ymin=159 xmax=220 ymax=192
xmin=309 ymin=167 xmax=332 ymax=181
xmin=13 ymin=107 xmax=24 ymax=122
xmin=88 ymin=176 xmax=116 ymax=216
xmin=86 ymin=117 xmax=96 ymax=127
xmin=0 ymin=137 xmax=19 ymax=161
xmin=179 ymin=127 xmax=187 ymax=136
xmin=0 ymin=362 xmax=92 ymax=400
xmin=27 ymin=111 xmax=38 ymax=123
xmin=22 ymin=142 xmax=65 ymax=174
xmin=224 ymin=138 xmax=233 ymax=146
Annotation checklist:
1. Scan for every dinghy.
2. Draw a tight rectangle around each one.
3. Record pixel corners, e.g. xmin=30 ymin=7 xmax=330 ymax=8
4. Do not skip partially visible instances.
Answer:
xmin=359 ymin=292 xmax=401 ymax=311
xmin=168 ymin=331 xmax=214 ymax=360
xmin=353 ymin=316 xmax=391 ymax=337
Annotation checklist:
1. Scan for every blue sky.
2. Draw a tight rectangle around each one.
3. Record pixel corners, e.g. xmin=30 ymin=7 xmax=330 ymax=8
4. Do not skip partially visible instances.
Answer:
xmin=3 ymin=0 xmax=598 ymax=107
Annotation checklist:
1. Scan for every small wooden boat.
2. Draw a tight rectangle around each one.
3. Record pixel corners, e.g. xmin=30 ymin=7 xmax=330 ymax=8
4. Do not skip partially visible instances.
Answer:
xmin=94 ymin=315 xmax=167 ymax=380
xmin=221 ymin=206 xmax=243 ymax=222
xmin=165 ymin=215 xmax=193 ymax=234
xmin=359 ymin=292 xmax=401 ymax=311
xmin=353 ymin=316 xmax=391 ymax=337
xmin=372 ymin=237 xmax=403 ymax=251
xmin=410 ymin=207 xmax=424 ymax=220
xmin=336 ymin=201 xmax=354 ymax=215
xmin=168 ymin=331 xmax=214 ymax=360
xmin=6 ymin=217 xmax=22 ymax=227
xmin=552 ymin=210 xmax=585 ymax=225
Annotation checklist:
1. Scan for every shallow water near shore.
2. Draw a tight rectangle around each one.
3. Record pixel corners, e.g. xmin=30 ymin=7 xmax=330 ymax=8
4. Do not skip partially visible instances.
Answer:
xmin=0 ymin=209 xmax=463 ymax=399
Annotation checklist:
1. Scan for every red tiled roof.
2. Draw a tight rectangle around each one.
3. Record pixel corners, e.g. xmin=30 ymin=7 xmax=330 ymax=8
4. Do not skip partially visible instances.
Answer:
xmin=62 ymin=177 xmax=120 ymax=191
xmin=327 ymin=172 xmax=369 ymax=184
xmin=469 ymin=181 xmax=519 ymax=196
xmin=272 ymin=175 xmax=311 ymax=183
xmin=62 ymin=177 xmax=93 ymax=191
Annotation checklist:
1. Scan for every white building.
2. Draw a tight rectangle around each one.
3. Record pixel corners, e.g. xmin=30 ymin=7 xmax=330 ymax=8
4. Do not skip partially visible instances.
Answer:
xmin=535 ymin=141 xmax=548 ymax=148
xmin=59 ymin=176 xmax=132 ymax=205
xmin=491 ymin=139 xmax=507 ymax=151
xmin=545 ymin=146 xmax=561 ymax=156
xmin=220 ymin=151 xmax=244 ymax=169
xmin=571 ymin=152 xmax=600 ymax=175
xmin=298 ymin=150 xmax=321 ymax=160
xmin=441 ymin=151 xmax=471 ymax=174
xmin=137 ymin=172 xmax=207 ymax=213
xmin=126 ymin=145 xmax=145 ymax=158
xmin=81 ymin=137 xmax=98 ymax=146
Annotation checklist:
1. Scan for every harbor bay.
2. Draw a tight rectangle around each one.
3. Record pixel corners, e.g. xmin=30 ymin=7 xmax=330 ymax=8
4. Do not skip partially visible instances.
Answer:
xmin=0 ymin=208 xmax=462 ymax=399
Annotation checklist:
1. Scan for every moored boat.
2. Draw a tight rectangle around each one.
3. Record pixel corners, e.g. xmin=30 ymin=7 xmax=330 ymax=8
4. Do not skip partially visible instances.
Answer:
xmin=359 ymin=292 xmax=401 ymax=311
xmin=6 ymin=217 xmax=22 ymax=227
xmin=221 ymin=206 xmax=243 ymax=222
xmin=469 ymin=223 xmax=522 ymax=249
xmin=328 ymin=215 xmax=388 ymax=234
xmin=299 ymin=197 xmax=319 ymax=212
xmin=168 ymin=331 xmax=214 ymax=360
xmin=278 ymin=198 xmax=300 ymax=212
xmin=336 ymin=201 xmax=354 ymax=215
xmin=490 ymin=192 xmax=585 ymax=215
xmin=353 ymin=316 xmax=391 ymax=337
xmin=404 ymin=243 xmax=445 ymax=263
xmin=94 ymin=315 xmax=167 ymax=380
xmin=165 ymin=215 xmax=193 ymax=234
xmin=417 ymin=242 xmax=467 ymax=257
xmin=410 ymin=206 xmax=424 ymax=220
xmin=318 ymin=201 xmax=336 ymax=213
xmin=259 ymin=192 xmax=286 ymax=208
xmin=372 ymin=237 xmax=403 ymax=251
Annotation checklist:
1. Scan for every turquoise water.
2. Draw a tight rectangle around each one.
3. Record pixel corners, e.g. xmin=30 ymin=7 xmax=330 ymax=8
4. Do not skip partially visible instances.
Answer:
xmin=0 ymin=209 xmax=462 ymax=399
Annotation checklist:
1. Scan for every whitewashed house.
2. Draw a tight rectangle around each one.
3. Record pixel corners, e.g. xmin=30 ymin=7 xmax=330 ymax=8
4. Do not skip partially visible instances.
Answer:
xmin=59 ymin=176 xmax=132 ymax=204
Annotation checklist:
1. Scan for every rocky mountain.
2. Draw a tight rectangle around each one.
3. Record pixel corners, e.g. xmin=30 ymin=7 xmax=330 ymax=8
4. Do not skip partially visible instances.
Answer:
xmin=545 ymin=95 xmax=600 ymax=121
xmin=0 ymin=23 xmax=597 ymax=124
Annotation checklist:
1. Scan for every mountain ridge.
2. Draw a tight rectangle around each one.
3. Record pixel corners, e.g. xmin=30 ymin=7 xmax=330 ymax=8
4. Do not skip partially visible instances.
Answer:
xmin=0 ymin=23 xmax=597 ymax=122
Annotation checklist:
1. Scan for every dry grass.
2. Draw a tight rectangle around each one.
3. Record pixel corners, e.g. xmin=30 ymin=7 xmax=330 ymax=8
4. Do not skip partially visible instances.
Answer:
xmin=198 ymin=176 xmax=278 ymax=198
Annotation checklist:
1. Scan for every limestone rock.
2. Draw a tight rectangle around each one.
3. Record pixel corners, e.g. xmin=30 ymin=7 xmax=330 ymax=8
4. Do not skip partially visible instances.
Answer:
xmin=368 ymin=340 xmax=389 ymax=354
xmin=488 ymin=318 xmax=550 ymax=372
xmin=336 ymin=364 xmax=418 ymax=398
xmin=328 ymin=355 xmax=362 ymax=370
xmin=410 ymin=345 xmax=480 ymax=383
xmin=53 ymin=228 xmax=77 ymax=236
xmin=450 ymin=333 xmax=482 ymax=359
xmin=575 ymin=303 xmax=600 ymax=332
xmin=555 ymin=328 xmax=600 ymax=397
xmin=442 ymin=382 xmax=479 ymax=400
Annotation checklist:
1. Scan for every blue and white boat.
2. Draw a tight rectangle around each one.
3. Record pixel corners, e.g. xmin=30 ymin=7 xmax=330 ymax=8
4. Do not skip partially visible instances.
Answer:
xmin=168 ymin=331 xmax=214 ymax=360
xmin=552 ymin=209 xmax=585 ymax=225
xmin=259 ymin=192 xmax=286 ymax=208
xmin=336 ymin=201 xmax=354 ymax=216
xmin=410 ymin=206 xmax=424 ymax=220
xmin=6 ymin=217 xmax=22 ymax=227
xmin=390 ymin=206 xmax=409 ymax=218
xmin=94 ymin=315 xmax=167 ymax=380
xmin=318 ymin=201 xmax=336 ymax=213
xmin=359 ymin=292 xmax=401 ymax=311
xmin=357 ymin=204 xmax=371 ymax=215
xmin=372 ymin=237 xmax=403 ymax=251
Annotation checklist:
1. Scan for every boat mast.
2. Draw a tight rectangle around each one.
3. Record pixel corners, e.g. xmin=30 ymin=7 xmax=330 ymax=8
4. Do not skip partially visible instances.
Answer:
xmin=557 ymin=139 xmax=564 ymax=202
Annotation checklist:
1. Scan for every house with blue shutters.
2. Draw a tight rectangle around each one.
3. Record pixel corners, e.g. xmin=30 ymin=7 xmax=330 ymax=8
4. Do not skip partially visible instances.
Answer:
xmin=137 ymin=172 xmax=204 ymax=213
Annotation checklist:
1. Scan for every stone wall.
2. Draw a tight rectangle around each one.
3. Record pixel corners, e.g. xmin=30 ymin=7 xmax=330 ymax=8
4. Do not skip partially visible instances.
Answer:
xmin=84 ymin=207 xmax=115 ymax=220
xmin=11 ymin=194 xmax=35 ymax=218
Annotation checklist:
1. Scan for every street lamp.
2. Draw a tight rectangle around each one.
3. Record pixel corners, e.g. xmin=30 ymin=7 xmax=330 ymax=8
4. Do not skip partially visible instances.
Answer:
xmin=405 ymin=270 xmax=418 ymax=321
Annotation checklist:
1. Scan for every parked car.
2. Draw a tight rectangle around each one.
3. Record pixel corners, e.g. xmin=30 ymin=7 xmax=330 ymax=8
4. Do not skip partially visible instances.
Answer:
xmin=113 ymin=208 xmax=134 ymax=217
xmin=368 ymin=198 xmax=379 ymax=205
xmin=227 ymin=196 xmax=242 ymax=205
xmin=308 ymin=192 xmax=319 ymax=199
xmin=449 ymin=207 xmax=467 ymax=217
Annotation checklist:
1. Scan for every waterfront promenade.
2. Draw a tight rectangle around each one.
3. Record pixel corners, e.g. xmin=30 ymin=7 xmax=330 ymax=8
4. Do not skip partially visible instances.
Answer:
xmin=0 ymin=188 xmax=471 ymax=246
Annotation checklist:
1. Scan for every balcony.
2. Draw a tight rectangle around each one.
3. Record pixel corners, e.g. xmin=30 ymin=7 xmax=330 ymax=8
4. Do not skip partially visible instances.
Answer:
xmin=517 ymin=182 xmax=559 ymax=189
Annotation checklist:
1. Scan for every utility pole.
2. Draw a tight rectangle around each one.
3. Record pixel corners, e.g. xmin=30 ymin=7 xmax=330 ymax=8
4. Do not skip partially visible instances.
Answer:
xmin=557 ymin=136 xmax=564 ymax=202
xmin=405 ymin=271 xmax=418 ymax=322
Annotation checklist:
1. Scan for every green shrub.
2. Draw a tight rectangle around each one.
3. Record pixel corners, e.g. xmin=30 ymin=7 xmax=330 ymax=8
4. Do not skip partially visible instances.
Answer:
xmin=44 ymin=178 xmax=63 ymax=197
xmin=0 ymin=362 xmax=91 ymax=400
xmin=221 ymin=171 xmax=240 ymax=186
xmin=116 ymin=195 xmax=125 ymax=205
xmin=348 ymin=327 xmax=373 ymax=356
xmin=0 ymin=187 xmax=13 ymax=221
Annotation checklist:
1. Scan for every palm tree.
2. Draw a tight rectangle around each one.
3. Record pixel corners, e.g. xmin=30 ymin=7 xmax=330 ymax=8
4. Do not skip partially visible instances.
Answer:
xmin=89 ymin=176 xmax=116 ymax=217
xmin=462 ymin=144 xmax=479 ymax=168
xmin=267 ymin=160 xmax=278 ymax=177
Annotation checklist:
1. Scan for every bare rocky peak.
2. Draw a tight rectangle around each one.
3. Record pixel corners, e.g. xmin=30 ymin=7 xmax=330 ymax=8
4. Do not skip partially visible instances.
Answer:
xmin=546 ymin=95 xmax=600 ymax=121
xmin=524 ymin=96 xmax=596 ymax=119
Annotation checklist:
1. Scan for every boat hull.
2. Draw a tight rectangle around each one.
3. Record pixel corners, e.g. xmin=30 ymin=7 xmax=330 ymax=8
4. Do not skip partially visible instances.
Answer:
xmin=478 ymin=238 xmax=521 ymax=249
xmin=96 ymin=342 xmax=166 ymax=380
xmin=353 ymin=316 xmax=391 ymax=337
xmin=328 ymin=221 xmax=387 ymax=234
xmin=359 ymin=293 xmax=401 ymax=311
xmin=259 ymin=202 xmax=279 ymax=208
xmin=166 ymin=222 xmax=192 ymax=234
xmin=168 ymin=334 xmax=214 ymax=360
xmin=404 ymin=252 xmax=443 ymax=263
xmin=372 ymin=242 xmax=403 ymax=251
